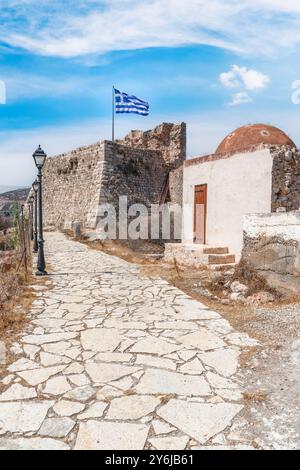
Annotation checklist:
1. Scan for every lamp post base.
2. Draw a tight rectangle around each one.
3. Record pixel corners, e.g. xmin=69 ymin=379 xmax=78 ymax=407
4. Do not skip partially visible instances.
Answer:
xmin=35 ymin=270 xmax=48 ymax=276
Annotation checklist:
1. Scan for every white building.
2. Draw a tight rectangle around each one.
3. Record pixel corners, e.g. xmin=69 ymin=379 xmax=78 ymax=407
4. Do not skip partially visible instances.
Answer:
xmin=165 ymin=123 xmax=298 ymax=267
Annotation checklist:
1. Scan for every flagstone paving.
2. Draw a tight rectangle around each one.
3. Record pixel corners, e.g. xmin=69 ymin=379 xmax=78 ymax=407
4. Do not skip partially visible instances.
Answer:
xmin=0 ymin=232 xmax=258 ymax=450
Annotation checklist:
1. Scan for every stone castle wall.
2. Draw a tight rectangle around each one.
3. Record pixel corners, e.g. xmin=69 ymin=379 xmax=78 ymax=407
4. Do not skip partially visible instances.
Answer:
xmin=42 ymin=123 xmax=186 ymax=230
xmin=116 ymin=122 xmax=186 ymax=168
xmin=271 ymin=146 xmax=300 ymax=212
xmin=43 ymin=142 xmax=105 ymax=230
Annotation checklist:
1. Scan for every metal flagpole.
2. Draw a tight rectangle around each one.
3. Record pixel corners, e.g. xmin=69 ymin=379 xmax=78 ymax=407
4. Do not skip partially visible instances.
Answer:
xmin=112 ymin=85 xmax=115 ymax=142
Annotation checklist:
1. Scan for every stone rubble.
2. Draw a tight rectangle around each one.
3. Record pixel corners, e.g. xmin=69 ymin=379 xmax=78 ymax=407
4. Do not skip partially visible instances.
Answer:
xmin=0 ymin=232 xmax=257 ymax=450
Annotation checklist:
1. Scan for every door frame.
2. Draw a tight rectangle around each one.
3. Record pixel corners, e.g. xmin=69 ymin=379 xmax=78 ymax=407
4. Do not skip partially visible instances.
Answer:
xmin=193 ymin=184 xmax=207 ymax=244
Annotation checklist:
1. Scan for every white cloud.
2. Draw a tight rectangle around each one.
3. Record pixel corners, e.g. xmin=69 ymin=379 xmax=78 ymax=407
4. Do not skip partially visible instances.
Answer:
xmin=220 ymin=65 xmax=270 ymax=91
xmin=229 ymin=92 xmax=252 ymax=106
xmin=0 ymin=80 xmax=6 ymax=104
xmin=220 ymin=65 xmax=270 ymax=106
xmin=0 ymin=1 xmax=300 ymax=58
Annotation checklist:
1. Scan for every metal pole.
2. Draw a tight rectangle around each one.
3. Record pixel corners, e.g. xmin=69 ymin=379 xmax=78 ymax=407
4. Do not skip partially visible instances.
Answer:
xmin=30 ymin=202 xmax=34 ymax=240
xmin=20 ymin=205 xmax=28 ymax=278
xmin=36 ymin=167 xmax=47 ymax=275
xmin=33 ymin=190 xmax=38 ymax=253
xmin=112 ymin=85 xmax=115 ymax=142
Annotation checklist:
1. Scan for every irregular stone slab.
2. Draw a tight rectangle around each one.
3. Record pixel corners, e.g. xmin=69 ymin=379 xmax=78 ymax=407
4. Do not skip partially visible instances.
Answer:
xmin=75 ymin=421 xmax=149 ymax=450
xmin=158 ymin=399 xmax=243 ymax=444
xmin=217 ymin=389 xmax=243 ymax=401
xmin=63 ymin=385 xmax=95 ymax=402
xmin=152 ymin=419 xmax=176 ymax=435
xmin=0 ymin=401 xmax=53 ymax=433
xmin=206 ymin=372 xmax=239 ymax=390
xmin=53 ymin=400 xmax=85 ymax=417
xmin=179 ymin=358 xmax=205 ymax=375
xmin=23 ymin=344 xmax=40 ymax=359
xmin=149 ymin=436 xmax=189 ymax=450
xmin=154 ymin=321 xmax=198 ymax=330
xmin=135 ymin=354 xmax=176 ymax=370
xmin=0 ymin=437 xmax=69 ymax=450
xmin=135 ymin=369 xmax=211 ymax=396
xmin=86 ymin=362 xmax=141 ymax=384
xmin=43 ymin=376 xmax=72 ymax=396
xmin=32 ymin=318 xmax=66 ymax=329
xmin=69 ymin=374 xmax=90 ymax=386
xmin=178 ymin=330 xmax=226 ymax=351
xmin=38 ymin=417 xmax=75 ymax=438
xmin=17 ymin=365 xmax=66 ymax=386
xmin=8 ymin=358 xmax=39 ymax=372
xmin=199 ymin=349 xmax=239 ymax=377
xmin=81 ymin=328 xmax=122 ymax=352
xmin=77 ymin=402 xmax=107 ymax=420
xmin=40 ymin=352 xmax=71 ymax=367
xmin=96 ymin=386 xmax=123 ymax=401
xmin=104 ymin=320 xmax=148 ymax=330
xmin=94 ymin=352 xmax=133 ymax=363
xmin=64 ymin=363 xmax=84 ymax=375
xmin=42 ymin=341 xmax=71 ymax=354
xmin=0 ymin=384 xmax=37 ymax=401
xmin=130 ymin=337 xmax=181 ymax=356
xmin=106 ymin=395 xmax=160 ymax=420
xmin=178 ymin=350 xmax=197 ymax=361
xmin=22 ymin=332 xmax=77 ymax=345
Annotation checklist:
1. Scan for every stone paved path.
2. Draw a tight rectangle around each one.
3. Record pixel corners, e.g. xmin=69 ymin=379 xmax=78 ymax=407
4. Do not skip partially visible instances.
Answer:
xmin=0 ymin=233 xmax=258 ymax=450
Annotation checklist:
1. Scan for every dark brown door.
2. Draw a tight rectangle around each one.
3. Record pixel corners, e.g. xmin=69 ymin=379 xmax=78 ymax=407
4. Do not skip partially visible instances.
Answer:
xmin=194 ymin=184 xmax=207 ymax=244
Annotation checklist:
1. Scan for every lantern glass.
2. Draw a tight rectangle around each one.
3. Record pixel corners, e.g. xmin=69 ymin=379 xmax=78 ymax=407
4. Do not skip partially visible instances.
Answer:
xmin=33 ymin=146 xmax=47 ymax=169
xmin=32 ymin=180 xmax=39 ymax=192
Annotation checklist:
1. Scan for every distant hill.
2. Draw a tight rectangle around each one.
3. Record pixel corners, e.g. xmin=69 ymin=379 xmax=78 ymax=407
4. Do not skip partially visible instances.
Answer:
xmin=0 ymin=187 xmax=30 ymax=201
xmin=0 ymin=185 xmax=23 ymax=194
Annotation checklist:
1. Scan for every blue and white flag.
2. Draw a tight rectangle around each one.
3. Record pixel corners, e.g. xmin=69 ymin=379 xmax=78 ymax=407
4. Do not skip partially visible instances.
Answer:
xmin=114 ymin=88 xmax=149 ymax=116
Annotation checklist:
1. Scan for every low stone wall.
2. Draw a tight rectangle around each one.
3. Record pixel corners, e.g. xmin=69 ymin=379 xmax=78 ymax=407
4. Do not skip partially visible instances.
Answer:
xmin=242 ymin=212 xmax=300 ymax=294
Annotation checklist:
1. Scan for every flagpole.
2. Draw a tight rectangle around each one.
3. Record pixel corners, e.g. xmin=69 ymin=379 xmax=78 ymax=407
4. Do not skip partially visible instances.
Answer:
xmin=112 ymin=85 xmax=115 ymax=142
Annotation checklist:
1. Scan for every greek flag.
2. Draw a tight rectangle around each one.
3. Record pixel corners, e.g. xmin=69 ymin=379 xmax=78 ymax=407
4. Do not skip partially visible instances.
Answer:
xmin=115 ymin=88 xmax=149 ymax=116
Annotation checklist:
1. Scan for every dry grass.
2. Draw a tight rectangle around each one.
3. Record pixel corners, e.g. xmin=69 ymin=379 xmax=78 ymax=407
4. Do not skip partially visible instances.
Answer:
xmin=243 ymin=390 xmax=268 ymax=403
xmin=0 ymin=250 xmax=34 ymax=337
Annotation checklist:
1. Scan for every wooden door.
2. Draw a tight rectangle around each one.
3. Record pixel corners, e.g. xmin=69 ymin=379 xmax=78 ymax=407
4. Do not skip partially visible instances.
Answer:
xmin=194 ymin=184 xmax=207 ymax=244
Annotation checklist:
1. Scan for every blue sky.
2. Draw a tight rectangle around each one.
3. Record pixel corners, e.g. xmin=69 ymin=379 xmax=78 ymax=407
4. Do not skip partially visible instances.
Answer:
xmin=1 ymin=0 xmax=300 ymax=186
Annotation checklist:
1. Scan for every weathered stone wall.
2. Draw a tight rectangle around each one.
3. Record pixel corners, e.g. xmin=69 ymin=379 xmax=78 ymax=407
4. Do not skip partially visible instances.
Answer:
xmin=271 ymin=146 xmax=300 ymax=212
xmin=98 ymin=142 xmax=169 ymax=209
xmin=42 ymin=123 xmax=186 ymax=231
xmin=242 ymin=212 xmax=300 ymax=294
xmin=169 ymin=166 xmax=183 ymax=205
xmin=116 ymin=122 xmax=186 ymax=168
xmin=43 ymin=142 xmax=105 ymax=230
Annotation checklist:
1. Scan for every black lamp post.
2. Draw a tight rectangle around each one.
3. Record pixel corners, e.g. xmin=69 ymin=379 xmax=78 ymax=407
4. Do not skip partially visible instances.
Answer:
xmin=28 ymin=196 xmax=34 ymax=241
xmin=32 ymin=180 xmax=39 ymax=253
xmin=33 ymin=145 xmax=47 ymax=276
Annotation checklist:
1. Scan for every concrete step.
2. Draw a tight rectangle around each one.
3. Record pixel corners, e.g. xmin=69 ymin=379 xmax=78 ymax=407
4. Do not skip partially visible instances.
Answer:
xmin=208 ymin=254 xmax=236 ymax=265
xmin=208 ymin=263 xmax=237 ymax=271
xmin=203 ymin=246 xmax=229 ymax=255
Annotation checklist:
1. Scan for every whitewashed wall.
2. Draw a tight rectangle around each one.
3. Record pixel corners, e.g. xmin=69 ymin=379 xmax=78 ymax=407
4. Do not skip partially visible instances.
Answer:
xmin=182 ymin=149 xmax=273 ymax=258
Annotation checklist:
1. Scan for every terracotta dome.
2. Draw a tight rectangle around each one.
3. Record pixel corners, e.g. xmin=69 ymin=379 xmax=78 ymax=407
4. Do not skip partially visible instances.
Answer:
xmin=215 ymin=124 xmax=295 ymax=155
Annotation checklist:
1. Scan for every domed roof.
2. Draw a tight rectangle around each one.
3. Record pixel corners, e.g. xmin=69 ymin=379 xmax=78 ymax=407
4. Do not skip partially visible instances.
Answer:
xmin=215 ymin=124 xmax=295 ymax=155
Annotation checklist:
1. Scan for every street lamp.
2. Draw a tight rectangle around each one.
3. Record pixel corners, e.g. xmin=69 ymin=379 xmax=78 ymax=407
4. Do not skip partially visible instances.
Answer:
xmin=32 ymin=180 xmax=39 ymax=253
xmin=33 ymin=145 xmax=47 ymax=276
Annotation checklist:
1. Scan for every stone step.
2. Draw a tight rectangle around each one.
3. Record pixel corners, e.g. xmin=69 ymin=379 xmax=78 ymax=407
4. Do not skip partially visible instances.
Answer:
xmin=208 ymin=263 xmax=237 ymax=271
xmin=208 ymin=254 xmax=236 ymax=265
xmin=203 ymin=247 xmax=229 ymax=255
